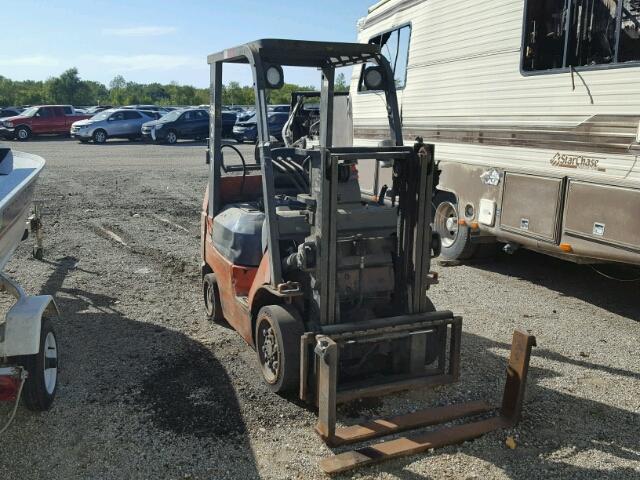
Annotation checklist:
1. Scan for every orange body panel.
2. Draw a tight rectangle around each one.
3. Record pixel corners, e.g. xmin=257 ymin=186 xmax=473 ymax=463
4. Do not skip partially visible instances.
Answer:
xmin=220 ymin=175 xmax=262 ymax=203
xmin=202 ymin=176 xmax=267 ymax=347
xmin=248 ymin=254 xmax=271 ymax=306
xmin=205 ymin=237 xmax=257 ymax=345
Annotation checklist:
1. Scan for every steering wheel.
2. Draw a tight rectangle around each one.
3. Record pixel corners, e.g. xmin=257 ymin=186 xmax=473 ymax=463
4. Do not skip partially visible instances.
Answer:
xmin=220 ymin=143 xmax=248 ymax=194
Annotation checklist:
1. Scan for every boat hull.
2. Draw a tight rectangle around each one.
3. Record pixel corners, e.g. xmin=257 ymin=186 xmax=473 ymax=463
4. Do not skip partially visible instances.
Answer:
xmin=0 ymin=149 xmax=45 ymax=269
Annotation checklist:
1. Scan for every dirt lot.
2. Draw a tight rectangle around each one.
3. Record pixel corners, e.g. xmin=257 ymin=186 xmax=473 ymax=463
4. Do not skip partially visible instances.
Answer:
xmin=0 ymin=137 xmax=638 ymax=480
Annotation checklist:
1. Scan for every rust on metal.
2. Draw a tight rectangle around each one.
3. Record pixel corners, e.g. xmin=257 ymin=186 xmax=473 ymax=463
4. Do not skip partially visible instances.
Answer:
xmin=501 ymin=328 xmax=537 ymax=423
xmin=299 ymin=332 xmax=315 ymax=403
xmin=319 ymin=329 xmax=537 ymax=474
xmin=331 ymin=400 xmax=492 ymax=446
xmin=335 ymin=374 xmax=457 ymax=404
xmin=315 ymin=335 xmax=338 ymax=441
xmin=320 ymin=416 xmax=511 ymax=474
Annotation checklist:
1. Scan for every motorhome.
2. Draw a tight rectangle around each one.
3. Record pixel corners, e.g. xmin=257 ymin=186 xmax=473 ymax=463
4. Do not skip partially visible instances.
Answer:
xmin=350 ymin=0 xmax=640 ymax=265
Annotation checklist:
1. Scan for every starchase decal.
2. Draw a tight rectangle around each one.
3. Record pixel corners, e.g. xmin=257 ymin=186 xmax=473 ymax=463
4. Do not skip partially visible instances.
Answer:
xmin=550 ymin=152 xmax=605 ymax=172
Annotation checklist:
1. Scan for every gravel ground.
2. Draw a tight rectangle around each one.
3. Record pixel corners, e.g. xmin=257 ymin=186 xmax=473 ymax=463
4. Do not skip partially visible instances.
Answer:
xmin=0 ymin=137 xmax=638 ymax=480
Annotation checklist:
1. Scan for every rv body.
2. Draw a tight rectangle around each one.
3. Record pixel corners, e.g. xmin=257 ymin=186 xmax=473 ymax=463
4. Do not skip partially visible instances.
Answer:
xmin=351 ymin=0 xmax=640 ymax=265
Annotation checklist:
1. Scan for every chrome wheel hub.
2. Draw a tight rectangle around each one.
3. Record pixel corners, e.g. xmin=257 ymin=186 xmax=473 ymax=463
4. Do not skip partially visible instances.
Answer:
xmin=43 ymin=331 xmax=58 ymax=395
xmin=260 ymin=325 xmax=279 ymax=383
xmin=434 ymin=201 xmax=459 ymax=248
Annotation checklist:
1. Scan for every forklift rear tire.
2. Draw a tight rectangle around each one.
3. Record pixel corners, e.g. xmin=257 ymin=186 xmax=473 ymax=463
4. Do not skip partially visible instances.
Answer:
xmin=255 ymin=304 xmax=304 ymax=394
xmin=433 ymin=192 xmax=477 ymax=260
xmin=203 ymin=273 xmax=224 ymax=323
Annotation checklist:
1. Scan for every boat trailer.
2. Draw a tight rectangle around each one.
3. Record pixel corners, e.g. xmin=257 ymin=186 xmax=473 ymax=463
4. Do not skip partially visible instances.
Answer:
xmin=0 ymin=148 xmax=59 ymax=434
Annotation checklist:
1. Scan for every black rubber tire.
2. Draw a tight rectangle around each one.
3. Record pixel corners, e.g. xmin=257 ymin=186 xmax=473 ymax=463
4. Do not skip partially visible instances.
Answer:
xmin=433 ymin=192 xmax=477 ymax=260
xmin=254 ymin=304 xmax=304 ymax=393
xmin=18 ymin=317 xmax=58 ymax=411
xmin=165 ymin=130 xmax=178 ymax=144
xmin=93 ymin=129 xmax=108 ymax=144
xmin=203 ymin=273 xmax=225 ymax=323
xmin=15 ymin=126 xmax=31 ymax=141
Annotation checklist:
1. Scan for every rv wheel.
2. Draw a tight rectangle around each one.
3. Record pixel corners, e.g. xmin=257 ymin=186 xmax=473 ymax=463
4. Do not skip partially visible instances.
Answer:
xmin=433 ymin=192 xmax=477 ymax=260
xmin=19 ymin=317 xmax=58 ymax=411
xmin=255 ymin=304 xmax=303 ymax=393
xmin=203 ymin=273 xmax=224 ymax=323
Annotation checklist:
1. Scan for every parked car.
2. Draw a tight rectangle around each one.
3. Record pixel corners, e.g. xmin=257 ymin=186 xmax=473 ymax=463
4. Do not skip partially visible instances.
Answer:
xmin=226 ymin=106 xmax=246 ymax=114
xmin=0 ymin=107 xmax=23 ymax=119
xmin=122 ymin=104 xmax=169 ymax=113
xmin=139 ymin=110 xmax=164 ymax=120
xmin=0 ymin=105 xmax=91 ymax=140
xmin=84 ymin=105 xmax=113 ymax=115
xmin=141 ymin=108 xmax=210 ymax=144
xmin=70 ymin=108 xmax=158 ymax=143
xmin=232 ymin=112 xmax=289 ymax=143
xmin=269 ymin=104 xmax=290 ymax=113
xmin=237 ymin=109 xmax=255 ymax=122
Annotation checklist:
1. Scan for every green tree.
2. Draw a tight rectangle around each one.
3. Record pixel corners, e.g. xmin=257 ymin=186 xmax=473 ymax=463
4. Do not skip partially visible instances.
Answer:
xmin=109 ymin=75 xmax=127 ymax=105
xmin=335 ymin=73 xmax=349 ymax=92
xmin=267 ymin=83 xmax=315 ymax=104
xmin=0 ymin=70 xmax=324 ymax=109
xmin=46 ymin=68 xmax=85 ymax=104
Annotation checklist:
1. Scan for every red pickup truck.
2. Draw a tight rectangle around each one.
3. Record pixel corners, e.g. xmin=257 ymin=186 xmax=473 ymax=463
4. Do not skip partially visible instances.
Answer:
xmin=0 ymin=105 xmax=91 ymax=141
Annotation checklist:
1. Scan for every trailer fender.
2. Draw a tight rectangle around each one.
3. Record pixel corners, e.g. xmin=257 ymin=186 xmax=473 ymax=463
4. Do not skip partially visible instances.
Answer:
xmin=0 ymin=295 xmax=60 ymax=357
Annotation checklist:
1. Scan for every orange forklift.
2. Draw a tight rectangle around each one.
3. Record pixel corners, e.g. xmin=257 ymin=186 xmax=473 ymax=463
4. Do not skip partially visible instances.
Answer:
xmin=201 ymin=39 xmax=536 ymax=474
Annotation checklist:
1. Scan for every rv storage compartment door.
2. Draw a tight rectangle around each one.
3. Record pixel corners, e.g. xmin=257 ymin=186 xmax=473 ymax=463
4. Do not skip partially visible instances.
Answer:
xmin=563 ymin=181 xmax=640 ymax=250
xmin=500 ymin=173 xmax=563 ymax=243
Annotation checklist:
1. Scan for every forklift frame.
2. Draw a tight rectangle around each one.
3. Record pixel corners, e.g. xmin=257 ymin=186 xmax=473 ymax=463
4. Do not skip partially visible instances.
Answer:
xmin=207 ymin=39 xmax=403 ymax=300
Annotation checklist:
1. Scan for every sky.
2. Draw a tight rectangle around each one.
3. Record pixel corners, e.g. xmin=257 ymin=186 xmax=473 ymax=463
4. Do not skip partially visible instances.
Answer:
xmin=1 ymin=0 xmax=374 ymax=88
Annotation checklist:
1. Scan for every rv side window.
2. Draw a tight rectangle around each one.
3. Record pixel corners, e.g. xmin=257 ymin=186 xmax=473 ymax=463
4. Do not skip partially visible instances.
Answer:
xmin=566 ymin=0 xmax=618 ymax=67
xmin=523 ymin=0 xmax=640 ymax=72
xmin=523 ymin=0 xmax=569 ymax=71
xmin=359 ymin=24 xmax=411 ymax=91
xmin=618 ymin=0 xmax=640 ymax=62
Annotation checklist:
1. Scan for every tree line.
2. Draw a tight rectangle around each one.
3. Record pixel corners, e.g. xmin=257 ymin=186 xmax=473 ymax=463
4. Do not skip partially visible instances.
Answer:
xmin=0 ymin=68 xmax=350 ymax=107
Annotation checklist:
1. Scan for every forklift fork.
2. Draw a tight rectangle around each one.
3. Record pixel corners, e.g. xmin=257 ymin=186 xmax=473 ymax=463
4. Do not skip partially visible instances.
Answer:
xmin=316 ymin=329 xmax=536 ymax=474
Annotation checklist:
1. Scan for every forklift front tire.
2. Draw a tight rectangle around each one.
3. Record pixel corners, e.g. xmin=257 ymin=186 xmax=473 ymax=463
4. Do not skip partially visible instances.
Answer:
xmin=203 ymin=273 xmax=225 ymax=323
xmin=255 ymin=304 xmax=304 ymax=394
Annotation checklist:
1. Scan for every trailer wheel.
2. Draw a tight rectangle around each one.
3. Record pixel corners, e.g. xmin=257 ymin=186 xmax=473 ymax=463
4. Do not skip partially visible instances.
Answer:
xmin=203 ymin=273 xmax=224 ymax=323
xmin=19 ymin=317 xmax=58 ymax=411
xmin=433 ymin=192 xmax=477 ymax=260
xmin=255 ymin=304 xmax=303 ymax=393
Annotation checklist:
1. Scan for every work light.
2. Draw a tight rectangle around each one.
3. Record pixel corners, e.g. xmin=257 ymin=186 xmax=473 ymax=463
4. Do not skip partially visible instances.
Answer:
xmin=363 ymin=66 xmax=385 ymax=91
xmin=265 ymin=65 xmax=284 ymax=89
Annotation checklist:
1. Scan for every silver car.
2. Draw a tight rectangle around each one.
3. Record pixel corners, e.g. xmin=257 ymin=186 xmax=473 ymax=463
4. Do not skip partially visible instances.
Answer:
xmin=70 ymin=109 xmax=159 ymax=143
